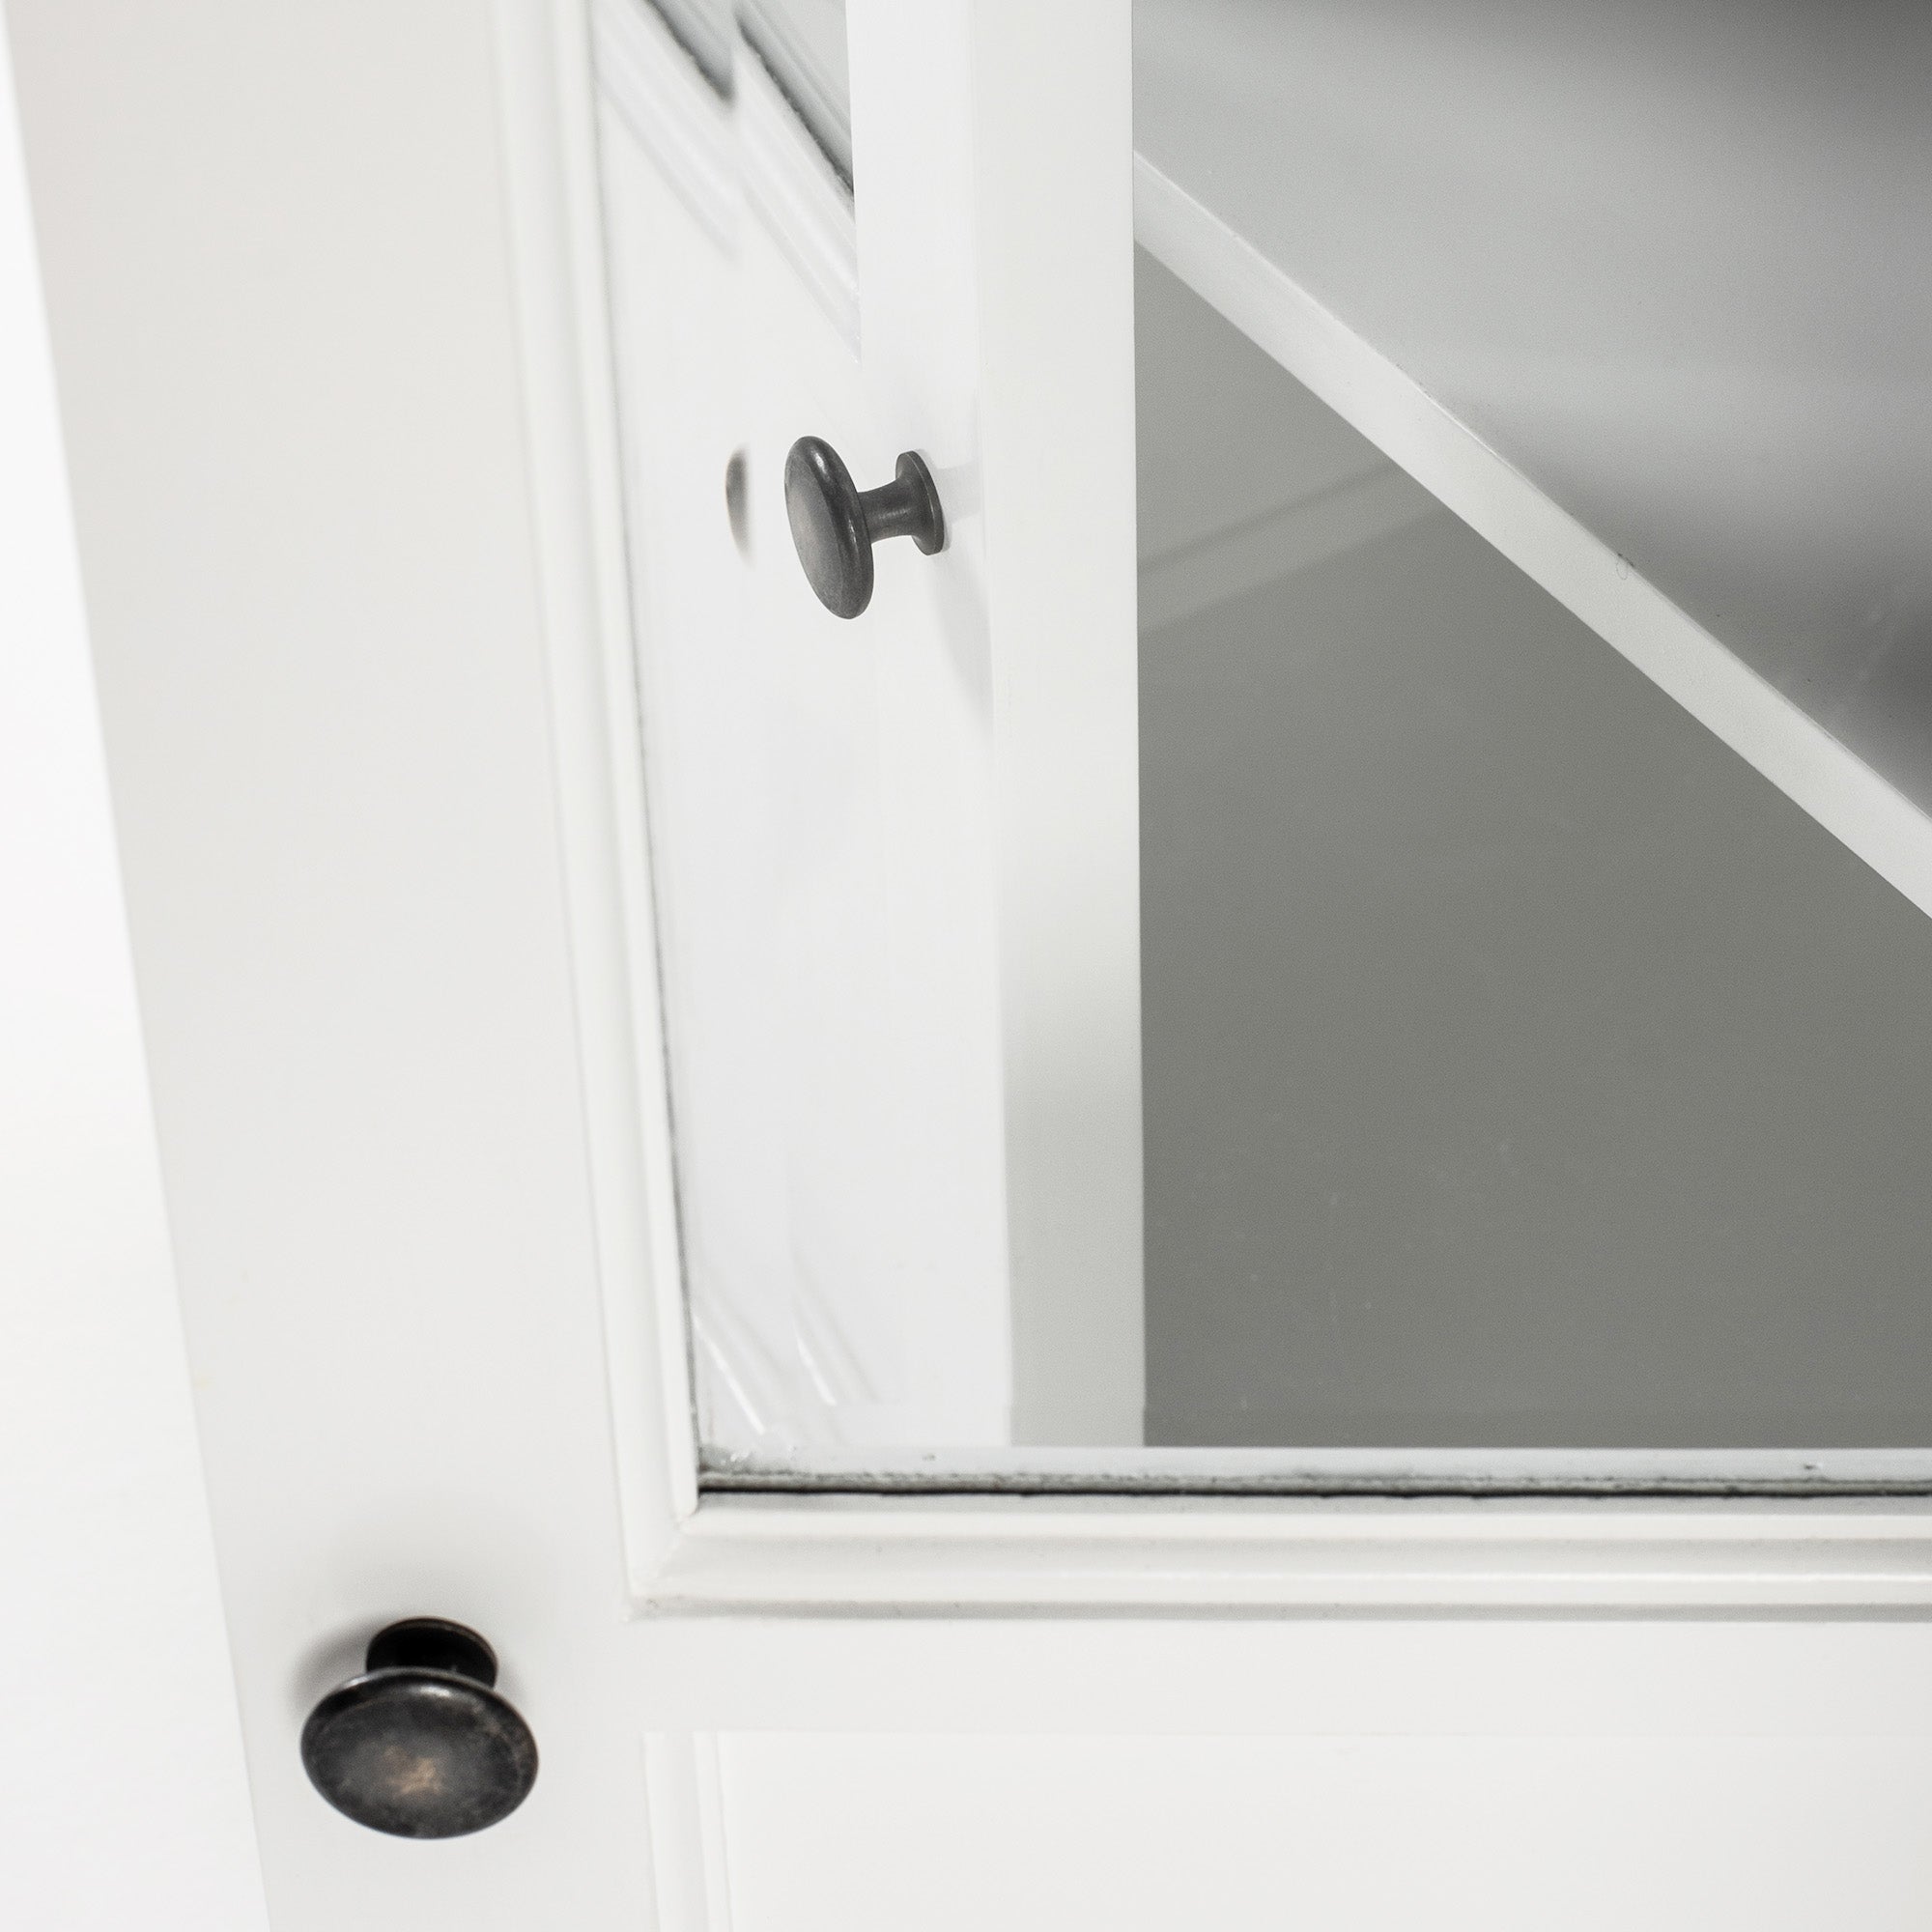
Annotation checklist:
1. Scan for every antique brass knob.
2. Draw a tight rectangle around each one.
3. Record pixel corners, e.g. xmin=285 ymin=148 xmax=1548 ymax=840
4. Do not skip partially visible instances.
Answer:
xmin=783 ymin=435 xmax=945 ymax=617
xmin=300 ymin=1618 xmax=538 ymax=1839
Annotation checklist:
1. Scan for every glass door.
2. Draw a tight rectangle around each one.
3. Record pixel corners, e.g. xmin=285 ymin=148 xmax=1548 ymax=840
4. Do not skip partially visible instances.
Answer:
xmin=603 ymin=0 xmax=1932 ymax=1492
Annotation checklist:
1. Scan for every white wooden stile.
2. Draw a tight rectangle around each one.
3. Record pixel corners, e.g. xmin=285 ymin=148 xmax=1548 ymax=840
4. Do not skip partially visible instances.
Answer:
xmin=848 ymin=0 xmax=1144 ymax=1446
xmin=10 ymin=1 xmax=660 ymax=1922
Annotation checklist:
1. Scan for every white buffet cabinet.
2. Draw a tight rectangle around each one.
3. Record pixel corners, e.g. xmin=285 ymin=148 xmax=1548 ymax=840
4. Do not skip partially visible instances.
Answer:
xmin=13 ymin=0 xmax=1932 ymax=1924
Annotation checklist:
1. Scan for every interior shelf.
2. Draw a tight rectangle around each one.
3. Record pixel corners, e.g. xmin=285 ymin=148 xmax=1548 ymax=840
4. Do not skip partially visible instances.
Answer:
xmin=1134 ymin=0 xmax=1932 ymax=917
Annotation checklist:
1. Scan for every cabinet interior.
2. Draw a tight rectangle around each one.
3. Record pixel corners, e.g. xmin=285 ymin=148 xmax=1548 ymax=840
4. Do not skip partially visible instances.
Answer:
xmin=1136 ymin=0 xmax=1932 ymax=851
xmin=1138 ymin=249 xmax=1932 ymax=1449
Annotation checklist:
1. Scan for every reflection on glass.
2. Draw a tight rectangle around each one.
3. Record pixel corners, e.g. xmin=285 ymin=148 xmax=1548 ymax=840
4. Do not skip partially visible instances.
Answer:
xmin=737 ymin=0 xmax=851 ymax=181
xmin=637 ymin=226 xmax=1932 ymax=1483
xmin=1135 ymin=252 xmax=1932 ymax=1457
xmin=647 ymin=0 xmax=735 ymax=96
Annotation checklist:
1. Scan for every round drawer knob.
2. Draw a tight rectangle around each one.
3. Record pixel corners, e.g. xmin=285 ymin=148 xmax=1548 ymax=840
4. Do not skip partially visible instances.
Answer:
xmin=300 ymin=1618 xmax=538 ymax=1839
xmin=783 ymin=436 xmax=945 ymax=618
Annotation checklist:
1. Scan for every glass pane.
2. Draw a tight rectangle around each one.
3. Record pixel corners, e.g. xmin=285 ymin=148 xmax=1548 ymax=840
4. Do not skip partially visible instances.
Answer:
xmin=647 ymin=0 xmax=734 ymax=95
xmin=601 ymin=24 xmax=1932 ymax=1484
xmin=737 ymin=0 xmax=851 ymax=181
xmin=1134 ymin=252 xmax=1932 ymax=1456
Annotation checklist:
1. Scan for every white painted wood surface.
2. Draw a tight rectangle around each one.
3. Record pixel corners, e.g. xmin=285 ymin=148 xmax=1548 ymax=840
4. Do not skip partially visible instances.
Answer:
xmin=722 ymin=1734 xmax=1932 ymax=1932
xmin=10 ymin=3 xmax=660 ymax=1922
xmin=1136 ymin=0 xmax=1932 ymax=922
xmin=0 ymin=44 xmax=266 ymax=1921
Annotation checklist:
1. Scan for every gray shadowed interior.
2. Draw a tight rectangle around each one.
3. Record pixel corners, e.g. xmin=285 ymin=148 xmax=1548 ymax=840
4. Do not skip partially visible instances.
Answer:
xmin=1137 ymin=250 xmax=1932 ymax=1449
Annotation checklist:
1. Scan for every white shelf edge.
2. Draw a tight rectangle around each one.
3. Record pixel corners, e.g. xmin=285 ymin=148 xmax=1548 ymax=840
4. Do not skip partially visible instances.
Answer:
xmin=1134 ymin=155 xmax=1932 ymax=924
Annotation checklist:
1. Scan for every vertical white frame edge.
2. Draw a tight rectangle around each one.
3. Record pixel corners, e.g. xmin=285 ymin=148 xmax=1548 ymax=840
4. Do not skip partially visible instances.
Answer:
xmin=849 ymin=0 xmax=1146 ymax=1445
xmin=492 ymin=0 xmax=698 ymax=1581
xmin=494 ymin=9 xmax=718 ymax=1918
xmin=965 ymin=0 xmax=1143 ymax=1446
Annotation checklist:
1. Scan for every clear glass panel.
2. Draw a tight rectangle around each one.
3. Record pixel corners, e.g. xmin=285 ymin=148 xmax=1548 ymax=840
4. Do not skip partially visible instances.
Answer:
xmin=600 ymin=24 xmax=1932 ymax=1485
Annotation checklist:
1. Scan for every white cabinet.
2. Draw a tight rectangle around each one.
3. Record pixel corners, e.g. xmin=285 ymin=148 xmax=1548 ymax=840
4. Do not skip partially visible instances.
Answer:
xmin=13 ymin=1 xmax=1932 ymax=1925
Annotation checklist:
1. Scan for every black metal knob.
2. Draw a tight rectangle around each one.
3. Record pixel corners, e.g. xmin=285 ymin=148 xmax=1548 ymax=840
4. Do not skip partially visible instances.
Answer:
xmin=784 ymin=436 xmax=945 ymax=618
xmin=300 ymin=1618 xmax=538 ymax=1839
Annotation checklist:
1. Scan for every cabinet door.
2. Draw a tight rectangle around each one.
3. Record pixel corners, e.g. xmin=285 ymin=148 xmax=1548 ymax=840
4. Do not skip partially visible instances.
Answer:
xmin=18 ymin=4 xmax=1932 ymax=1930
